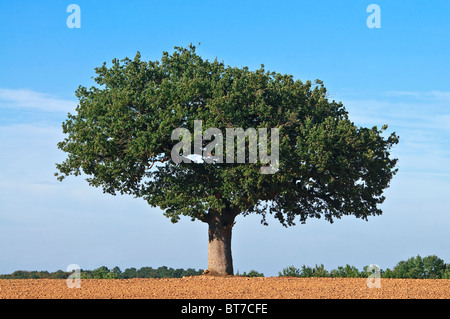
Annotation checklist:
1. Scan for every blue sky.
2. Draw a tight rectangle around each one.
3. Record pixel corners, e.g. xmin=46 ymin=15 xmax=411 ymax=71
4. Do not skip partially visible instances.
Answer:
xmin=0 ymin=1 xmax=449 ymax=276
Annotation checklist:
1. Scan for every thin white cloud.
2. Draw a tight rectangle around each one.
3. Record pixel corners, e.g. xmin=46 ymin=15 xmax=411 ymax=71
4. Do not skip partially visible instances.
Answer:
xmin=341 ymin=89 xmax=450 ymax=132
xmin=386 ymin=90 xmax=450 ymax=102
xmin=338 ymin=89 xmax=450 ymax=178
xmin=0 ymin=88 xmax=77 ymax=112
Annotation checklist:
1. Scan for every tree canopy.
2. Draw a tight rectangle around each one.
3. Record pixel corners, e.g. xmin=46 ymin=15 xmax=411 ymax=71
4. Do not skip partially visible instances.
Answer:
xmin=55 ymin=44 xmax=399 ymax=274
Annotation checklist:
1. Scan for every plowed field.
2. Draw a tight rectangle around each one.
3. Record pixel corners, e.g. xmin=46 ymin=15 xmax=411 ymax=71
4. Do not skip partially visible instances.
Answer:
xmin=1 ymin=276 xmax=449 ymax=299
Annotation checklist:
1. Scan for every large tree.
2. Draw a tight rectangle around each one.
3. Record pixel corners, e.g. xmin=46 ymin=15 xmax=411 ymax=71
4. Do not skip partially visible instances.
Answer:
xmin=55 ymin=44 xmax=399 ymax=275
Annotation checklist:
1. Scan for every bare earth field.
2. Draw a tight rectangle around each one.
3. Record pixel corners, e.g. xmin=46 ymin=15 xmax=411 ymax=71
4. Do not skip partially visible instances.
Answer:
xmin=1 ymin=276 xmax=450 ymax=299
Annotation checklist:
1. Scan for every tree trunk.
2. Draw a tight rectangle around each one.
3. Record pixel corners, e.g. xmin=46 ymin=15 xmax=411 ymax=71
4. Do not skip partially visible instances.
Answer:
xmin=205 ymin=210 xmax=237 ymax=276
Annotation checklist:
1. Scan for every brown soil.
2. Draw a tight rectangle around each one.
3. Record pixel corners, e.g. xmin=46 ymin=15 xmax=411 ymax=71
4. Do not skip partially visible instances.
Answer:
xmin=1 ymin=276 xmax=449 ymax=299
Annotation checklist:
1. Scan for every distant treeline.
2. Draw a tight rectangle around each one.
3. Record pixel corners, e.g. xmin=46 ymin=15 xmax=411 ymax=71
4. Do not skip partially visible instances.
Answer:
xmin=278 ymin=255 xmax=450 ymax=279
xmin=2 ymin=255 xmax=450 ymax=279
xmin=0 ymin=266 xmax=204 ymax=279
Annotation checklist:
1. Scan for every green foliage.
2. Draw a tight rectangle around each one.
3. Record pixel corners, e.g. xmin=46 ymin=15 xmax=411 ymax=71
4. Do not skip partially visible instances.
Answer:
xmin=120 ymin=267 xmax=137 ymax=279
xmin=442 ymin=268 xmax=450 ymax=279
xmin=55 ymin=44 xmax=399 ymax=227
xmin=2 ymin=256 xmax=450 ymax=279
xmin=0 ymin=266 xmax=203 ymax=279
xmin=381 ymin=268 xmax=393 ymax=278
xmin=279 ymin=264 xmax=331 ymax=278
xmin=0 ymin=270 xmax=70 ymax=279
xmin=362 ymin=265 xmax=382 ymax=278
xmin=278 ymin=265 xmax=302 ymax=277
xmin=117 ymin=266 xmax=203 ymax=279
xmin=298 ymin=265 xmax=314 ymax=278
xmin=382 ymin=255 xmax=447 ymax=279
xmin=279 ymin=255 xmax=450 ymax=279
xmin=423 ymin=255 xmax=446 ymax=279
xmin=112 ymin=266 xmax=122 ymax=276
xmin=395 ymin=255 xmax=424 ymax=279
xmin=330 ymin=264 xmax=362 ymax=278
xmin=313 ymin=264 xmax=330 ymax=277
xmin=81 ymin=266 xmax=119 ymax=279
xmin=79 ymin=266 xmax=118 ymax=279
xmin=237 ymin=270 xmax=264 ymax=277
